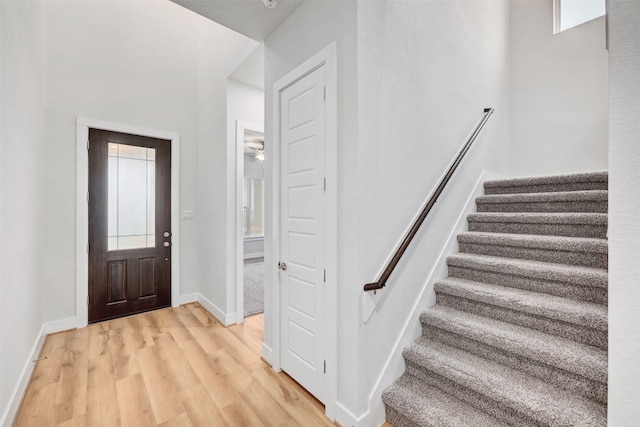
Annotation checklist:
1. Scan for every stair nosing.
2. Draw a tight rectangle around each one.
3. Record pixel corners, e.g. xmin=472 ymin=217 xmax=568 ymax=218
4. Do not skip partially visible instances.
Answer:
xmin=403 ymin=337 xmax=607 ymax=426
xmin=420 ymin=305 xmax=608 ymax=382
xmin=435 ymin=277 xmax=608 ymax=331
xmin=484 ymin=172 xmax=608 ymax=189
xmin=467 ymin=212 xmax=608 ymax=225
xmin=383 ymin=374 xmax=511 ymax=427
xmin=457 ymin=231 xmax=608 ymax=254
xmin=447 ymin=252 xmax=608 ymax=288
xmin=476 ymin=190 xmax=608 ymax=204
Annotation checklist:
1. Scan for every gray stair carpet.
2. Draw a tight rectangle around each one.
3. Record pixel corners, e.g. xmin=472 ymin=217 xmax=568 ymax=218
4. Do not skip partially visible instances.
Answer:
xmin=383 ymin=171 xmax=608 ymax=426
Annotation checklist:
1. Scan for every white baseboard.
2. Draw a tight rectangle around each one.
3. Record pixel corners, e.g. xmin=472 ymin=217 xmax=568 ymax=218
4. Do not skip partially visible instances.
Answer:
xmin=243 ymin=252 xmax=264 ymax=260
xmin=46 ymin=317 xmax=77 ymax=334
xmin=359 ymin=170 xmax=502 ymax=427
xmin=0 ymin=323 xmax=47 ymax=427
xmin=193 ymin=293 xmax=235 ymax=326
xmin=329 ymin=401 xmax=364 ymax=427
xmin=261 ymin=343 xmax=277 ymax=369
xmin=179 ymin=293 xmax=199 ymax=305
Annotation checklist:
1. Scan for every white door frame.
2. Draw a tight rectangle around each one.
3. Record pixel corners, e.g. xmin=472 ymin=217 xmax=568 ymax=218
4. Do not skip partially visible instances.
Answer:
xmin=235 ymin=120 xmax=264 ymax=323
xmin=267 ymin=42 xmax=338 ymax=410
xmin=75 ymin=117 xmax=181 ymax=328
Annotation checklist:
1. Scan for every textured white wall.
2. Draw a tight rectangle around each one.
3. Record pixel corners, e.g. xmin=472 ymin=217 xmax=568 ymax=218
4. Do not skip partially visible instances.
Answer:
xmin=357 ymin=0 xmax=510 ymax=420
xmin=509 ymin=0 xmax=608 ymax=176
xmin=608 ymin=0 xmax=640 ymax=423
xmin=41 ymin=0 xmax=256 ymax=322
xmin=264 ymin=0 xmax=359 ymax=419
xmin=0 ymin=0 xmax=45 ymax=421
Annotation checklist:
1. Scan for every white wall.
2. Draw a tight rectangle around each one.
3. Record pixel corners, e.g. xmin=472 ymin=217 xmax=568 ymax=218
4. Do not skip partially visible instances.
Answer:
xmin=264 ymin=0 xmax=359 ymax=420
xmin=226 ymin=79 xmax=264 ymax=307
xmin=0 ymin=0 xmax=46 ymax=422
xmin=608 ymin=0 xmax=640 ymax=423
xmin=41 ymin=0 xmax=256 ymax=322
xmin=357 ymin=0 xmax=510 ymax=421
xmin=194 ymin=19 xmax=258 ymax=322
xmin=509 ymin=0 xmax=608 ymax=176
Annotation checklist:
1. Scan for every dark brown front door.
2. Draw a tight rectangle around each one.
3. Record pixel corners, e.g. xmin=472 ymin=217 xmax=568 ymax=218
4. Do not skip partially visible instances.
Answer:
xmin=88 ymin=129 xmax=171 ymax=323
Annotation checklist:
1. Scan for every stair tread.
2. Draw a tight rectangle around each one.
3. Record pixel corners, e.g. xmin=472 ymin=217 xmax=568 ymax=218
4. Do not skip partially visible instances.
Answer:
xmin=468 ymin=211 xmax=608 ymax=224
xmin=435 ymin=277 xmax=608 ymax=331
xmin=404 ymin=338 xmax=607 ymax=426
xmin=477 ymin=189 xmax=608 ymax=204
xmin=458 ymin=231 xmax=608 ymax=253
xmin=484 ymin=172 xmax=608 ymax=189
xmin=447 ymin=252 xmax=608 ymax=288
xmin=420 ymin=305 xmax=607 ymax=382
xmin=383 ymin=374 xmax=510 ymax=427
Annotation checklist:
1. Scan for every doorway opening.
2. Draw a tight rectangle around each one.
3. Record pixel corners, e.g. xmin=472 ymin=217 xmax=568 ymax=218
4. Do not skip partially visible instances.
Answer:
xmin=236 ymin=122 xmax=266 ymax=322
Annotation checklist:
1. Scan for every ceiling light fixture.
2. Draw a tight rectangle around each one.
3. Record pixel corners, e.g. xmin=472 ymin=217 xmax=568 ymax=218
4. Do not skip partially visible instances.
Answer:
xmin=262 ymin=0 xmax=278 ymax=8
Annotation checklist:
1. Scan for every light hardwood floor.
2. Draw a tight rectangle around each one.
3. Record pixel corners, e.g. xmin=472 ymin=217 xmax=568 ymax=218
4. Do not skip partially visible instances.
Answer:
xmin=14 ymin=304 xmax=337 ymax=427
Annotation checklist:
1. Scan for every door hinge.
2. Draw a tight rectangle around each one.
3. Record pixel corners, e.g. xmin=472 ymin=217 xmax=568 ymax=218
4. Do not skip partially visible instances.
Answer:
xmin=323 ymin=86 xmax=326 ymax=101
xmin=87 ymin=192 xmax=90 ymax=203
xmin=323 ymin=269 xmax=326 ymax=283
xmin=323 ymin=177 xmax=327 ymax=192
xmin=87 ymin=295 xmax=90 ymax=306
xmin=87 ymin=139 xmax=90 ymax=150
xmin=324 ymin=360 xmax=326 ymax=374
xmin=87 ymin=243 xmax=90 ymax=254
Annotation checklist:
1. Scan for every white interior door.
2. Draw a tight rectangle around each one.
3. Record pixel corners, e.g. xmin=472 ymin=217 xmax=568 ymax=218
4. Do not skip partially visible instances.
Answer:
xmin=279 ymin=64 xmax=326 ymax=401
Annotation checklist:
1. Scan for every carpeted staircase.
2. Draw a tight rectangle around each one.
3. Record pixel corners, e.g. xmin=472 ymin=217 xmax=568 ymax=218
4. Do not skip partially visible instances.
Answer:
xmin=383 ymin=172 xmax=608 ymax=426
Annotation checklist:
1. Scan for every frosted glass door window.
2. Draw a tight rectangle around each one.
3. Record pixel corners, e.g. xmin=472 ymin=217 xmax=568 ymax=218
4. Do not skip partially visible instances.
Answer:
xmin=108 ymin=143 xmax=156 ymax=250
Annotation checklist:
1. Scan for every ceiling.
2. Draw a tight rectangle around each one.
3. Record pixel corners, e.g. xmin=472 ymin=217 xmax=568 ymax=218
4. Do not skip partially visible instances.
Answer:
xmin=171 ymin=0 xmax=304 ymax=41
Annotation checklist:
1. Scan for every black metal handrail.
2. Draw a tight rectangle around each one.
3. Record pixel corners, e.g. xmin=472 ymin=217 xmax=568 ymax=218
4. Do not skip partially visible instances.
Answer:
xmin=363 ymin=108 xmax=495 ymax=292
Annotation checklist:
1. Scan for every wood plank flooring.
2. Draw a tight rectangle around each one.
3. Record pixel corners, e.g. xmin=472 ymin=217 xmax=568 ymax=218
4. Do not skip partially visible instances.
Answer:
xmin=14 ymin=304 xmax=336 ymax=427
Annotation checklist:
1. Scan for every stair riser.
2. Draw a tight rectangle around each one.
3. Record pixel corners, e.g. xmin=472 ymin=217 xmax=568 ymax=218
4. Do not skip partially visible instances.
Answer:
xmin=484 ymin=181 xmax=608 ymax=195
xmin=436 ymin=293 xmax=607 ymax=350
xmin=404 ymin=362 xmax=539 ymax=427
xmin=447 ymin=265 xmax=608 ymax=304
xmin=420 ymin=327 xmax=608 ymax=405
xmin=476 ymin=200 xmax=607 ymax=213
xmin=458 ymin=241 xmax=608 ymax=269
xmin=468 ymin=220 xmax=607 ymax=238
xmin=385 ymin=406 xmax=420 ymax=427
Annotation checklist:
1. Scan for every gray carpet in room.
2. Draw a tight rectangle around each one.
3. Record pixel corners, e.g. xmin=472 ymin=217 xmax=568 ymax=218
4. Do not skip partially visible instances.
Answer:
xmin=244 ymin=258 xmax=264 ymax=317
xmin=383 ymin=171 xmax=609 ymax=426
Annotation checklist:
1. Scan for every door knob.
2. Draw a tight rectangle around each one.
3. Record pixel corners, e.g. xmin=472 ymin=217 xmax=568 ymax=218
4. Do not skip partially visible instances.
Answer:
xmin=278 ymin=262 xmax=287 ymax=271
xmin=163 ymin=242 xmax=170 ymax=247
xmin=163 ymin=231 xmax=171 ymax=238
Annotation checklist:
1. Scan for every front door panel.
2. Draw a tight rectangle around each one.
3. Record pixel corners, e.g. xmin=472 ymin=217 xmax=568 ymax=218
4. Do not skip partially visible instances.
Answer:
xmin=88 ymin=129 xmax=171 ymax=323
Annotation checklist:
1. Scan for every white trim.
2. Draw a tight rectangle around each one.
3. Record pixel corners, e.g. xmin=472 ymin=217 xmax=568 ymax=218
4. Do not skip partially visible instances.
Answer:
xmin=235 ymin=120 xmax=264 ymax=324
xmin=358 ymin=170 xmax=504 ymax=427
xmin=332 ymin=401 xmax=366 ymax=427
xmin=268 ymin=42 xmax=338 ymax=414
xmin=76 ymin=117 xmax=181 ymax=328
xmin=179 ymin=293 xmax=199 ymax=306
xmin=45 ymin=317 xmax=77 ymax=334
xmin=197 ymin=292 xmax=236 ymax=326
xmin=261 ymin=343 xmax=277 ymax=369
xmin=553 ymin=0 xmax=562 ymax=34
xmin=0 ymin=324 xmax=47 ymax=426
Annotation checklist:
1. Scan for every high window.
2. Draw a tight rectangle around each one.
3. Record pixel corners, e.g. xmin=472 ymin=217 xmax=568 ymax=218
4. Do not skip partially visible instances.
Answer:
xmin=554 ymin=0 xmax=606 ymax=33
